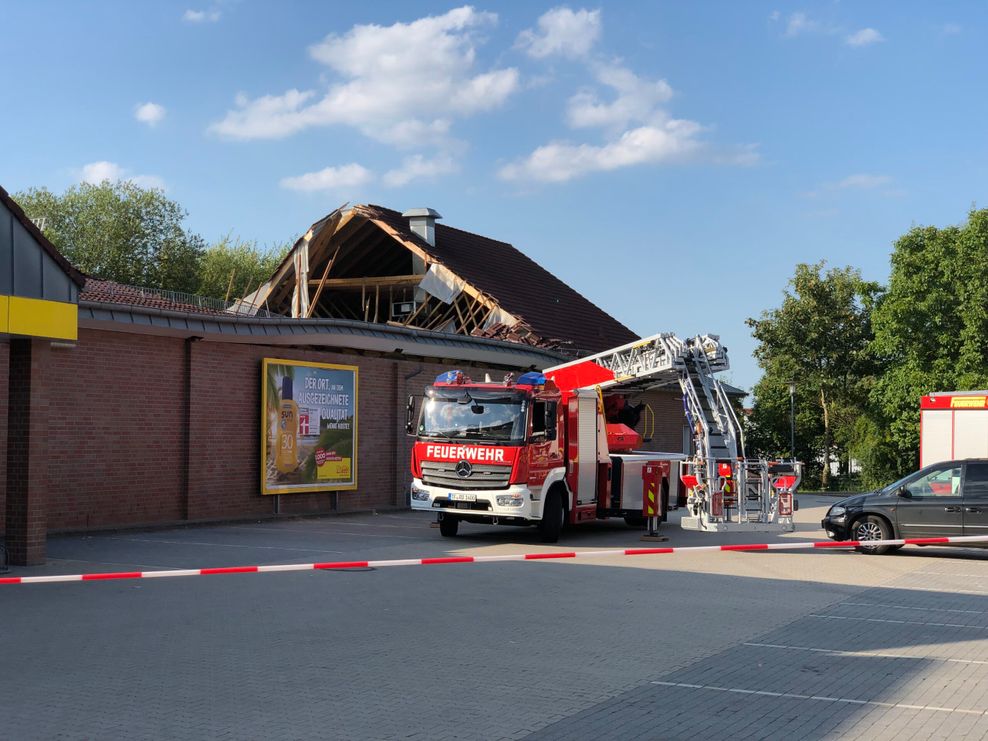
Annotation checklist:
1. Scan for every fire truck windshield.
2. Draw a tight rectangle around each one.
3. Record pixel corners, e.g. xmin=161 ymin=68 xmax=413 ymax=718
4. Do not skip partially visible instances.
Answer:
xmin=417 ymin=389 xmax=527 ymax=443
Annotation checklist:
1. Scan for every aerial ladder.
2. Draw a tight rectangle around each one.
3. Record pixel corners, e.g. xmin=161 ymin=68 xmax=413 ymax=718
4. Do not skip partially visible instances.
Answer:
xmin=545 ymin=333 xmax=801 ymax=533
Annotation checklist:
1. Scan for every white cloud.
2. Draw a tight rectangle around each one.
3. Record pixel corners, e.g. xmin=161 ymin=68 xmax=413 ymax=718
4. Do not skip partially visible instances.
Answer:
xmin=383 ymin=154 xmax=457 ymax=187
xmin=941 ymin=23 xmax=962 ymax=36
xmin=78 ymin=161 xmax=166 ymax=190
xmin=845 ymin=28 xmax=884 ymax=47
xmin=279 ymin=163 xmax=373 ymax=192
xmin=503 ymin=37 xmax=753 ymax=184
xmin=769 ymin=10 xmax=781 ymax=22
xmin=134 ymin=102 xmax=166 ymax=127
xmin=499 ymin=121 xmax=703 ymax=183
xmin=516 ymin=7 xmax=602 ymax=59
xmin=214 ymin=89 xmax=316 ymax=140
xmin=81 ymin=161 xmax=125 ymax=183
xmin=713 ymin=143 xmax=761 ymax=167
xmin=183 ymin=9 xmax=220 ymax=23
xmin=784 ymin=12 xmax=819 ymax=37
xmin=835 ymin=173 xmax=892 ymax=189
xmin=805 ymin=173 xmax=897 ymax=197
xmin=380 ymin=119 xmax=454 ymax=149
xmin=567 ymin=63 xmax=673 ymax=131
xmin=210 ymin=6 xmax=518 ymax=148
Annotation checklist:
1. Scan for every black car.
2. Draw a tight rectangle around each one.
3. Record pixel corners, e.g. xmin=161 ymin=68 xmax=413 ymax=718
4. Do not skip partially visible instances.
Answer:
xmin=821 ymin=459 xmax=988 ymax=554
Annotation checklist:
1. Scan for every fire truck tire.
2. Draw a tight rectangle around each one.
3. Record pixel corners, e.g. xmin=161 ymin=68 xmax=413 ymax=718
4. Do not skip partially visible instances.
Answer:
xmin=538 ymin=491 xmax=565 ymax=543
xmin=623 ymin=514 xmax=646 ymax=527
xmin=439 ymin=515 xmax=459 ymax=537
xmin=852 ymin=515 xmax=892 ymax=555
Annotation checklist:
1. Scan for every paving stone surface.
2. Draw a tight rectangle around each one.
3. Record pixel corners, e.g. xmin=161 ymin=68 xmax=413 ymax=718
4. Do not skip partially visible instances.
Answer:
xmin=1 ymin=496 xmax=986 ymax=739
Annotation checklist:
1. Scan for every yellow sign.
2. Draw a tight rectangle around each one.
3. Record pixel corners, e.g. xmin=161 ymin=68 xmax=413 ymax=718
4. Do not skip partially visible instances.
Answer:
xmin=2 ymin=295 xmax=77 ymax=340
xmin=318 ymin=457 xmax=352 ymax=480
xmin=951 ymin=396 xmax=987 ymax=408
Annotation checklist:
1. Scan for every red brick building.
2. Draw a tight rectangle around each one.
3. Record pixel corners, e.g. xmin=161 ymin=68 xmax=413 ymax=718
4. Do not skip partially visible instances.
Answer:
xmin=1 ymin=192 xmax=687 ymax=565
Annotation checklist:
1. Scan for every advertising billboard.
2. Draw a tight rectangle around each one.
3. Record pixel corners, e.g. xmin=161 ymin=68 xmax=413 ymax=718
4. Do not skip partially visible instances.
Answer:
xmin=261 ymin=358 xmax=358 ymax=494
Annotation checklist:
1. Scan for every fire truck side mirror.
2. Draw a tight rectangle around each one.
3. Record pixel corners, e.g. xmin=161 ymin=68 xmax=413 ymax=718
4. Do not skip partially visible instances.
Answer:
xmin=545 ymin=401 xmax=557 ymax=441
xmin=405 ymin=395 xmax=416 ymax=435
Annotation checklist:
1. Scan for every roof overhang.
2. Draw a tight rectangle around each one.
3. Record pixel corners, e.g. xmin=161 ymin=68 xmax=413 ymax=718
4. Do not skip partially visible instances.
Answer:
xmin=78 ymin=301 xmax=568 ymax=370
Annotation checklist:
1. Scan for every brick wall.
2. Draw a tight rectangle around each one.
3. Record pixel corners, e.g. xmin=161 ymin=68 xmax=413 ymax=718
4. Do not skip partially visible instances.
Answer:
xmin=46 ymin=331 xmax=187 ymax=529
xmin=0 ymin=341 xmax=7 ymax=531
xmin=5 ymin=339 xmax=51 ymax=563
xmin=2 ymin=329 xmax=691 ymax=534
xmin=637 ymin=388 xmax=688 ymax=454
xmin=40 ymin=330 xmax=513 ymax=529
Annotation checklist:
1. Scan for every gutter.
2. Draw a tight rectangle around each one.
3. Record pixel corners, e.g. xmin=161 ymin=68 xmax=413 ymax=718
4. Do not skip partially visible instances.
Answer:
xmin=78 ymin=300 xmax=569 ymax=370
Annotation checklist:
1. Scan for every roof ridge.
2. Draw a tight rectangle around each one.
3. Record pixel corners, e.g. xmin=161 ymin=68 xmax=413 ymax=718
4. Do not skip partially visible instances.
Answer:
xmin=365 ymin=203 xmax=514 ymax=248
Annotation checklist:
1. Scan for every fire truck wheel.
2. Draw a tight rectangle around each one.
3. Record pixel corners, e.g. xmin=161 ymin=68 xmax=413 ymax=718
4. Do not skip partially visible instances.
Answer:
xmin=852 ymin=515 xmax=892 ymax=555
xmin=623 ymin=514 xmax=646 ymax=528
xmin=438 ymin=515 xmax=459 ymax=537
xmin=538 ymin=492 xmax=564 ymax=543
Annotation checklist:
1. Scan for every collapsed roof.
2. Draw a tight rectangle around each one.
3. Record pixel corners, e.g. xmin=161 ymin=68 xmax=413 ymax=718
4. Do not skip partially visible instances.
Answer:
xmin=245 ymin=204 xmax=637 ymax=356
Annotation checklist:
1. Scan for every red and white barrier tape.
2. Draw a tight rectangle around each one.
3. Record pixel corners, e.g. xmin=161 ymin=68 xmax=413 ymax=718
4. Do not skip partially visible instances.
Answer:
xmin=2 ymin=535 xmax=986 ymax=586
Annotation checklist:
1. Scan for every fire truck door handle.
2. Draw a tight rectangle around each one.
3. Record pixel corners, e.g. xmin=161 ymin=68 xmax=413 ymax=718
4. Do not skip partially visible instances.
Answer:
xmin=965 ymin=507 xmax=983 ymax=513
xmin=943 ymin=506 xmax=961 ymax=513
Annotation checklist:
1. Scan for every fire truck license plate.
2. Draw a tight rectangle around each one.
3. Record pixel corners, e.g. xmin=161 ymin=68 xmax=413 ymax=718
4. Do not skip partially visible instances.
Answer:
xmin=450 ymin=492 xmax=477 ymax=502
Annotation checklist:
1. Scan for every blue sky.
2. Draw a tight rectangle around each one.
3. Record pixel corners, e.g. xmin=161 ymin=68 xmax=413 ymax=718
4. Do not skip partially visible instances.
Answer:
xmin=2 ymin=1 xmax=987 ymax=392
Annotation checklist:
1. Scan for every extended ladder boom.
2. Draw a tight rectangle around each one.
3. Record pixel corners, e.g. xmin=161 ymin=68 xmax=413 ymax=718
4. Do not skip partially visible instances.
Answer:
xmin=545 ymin=332 xmax=743 ymax=461
xmin=546 ymin=332 xmax=799 ymax=533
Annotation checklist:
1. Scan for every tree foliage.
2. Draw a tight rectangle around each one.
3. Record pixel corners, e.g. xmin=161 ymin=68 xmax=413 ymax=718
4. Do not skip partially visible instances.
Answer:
xmin=15 ymin=181 xmax=206 ymax=293
xmin=197 ymin=234 xmax=289 ymax=301
xmin=746 ymin=263 xmax=880 ymax=488
xmin=865 ymin=209 xmax=988 ymax=481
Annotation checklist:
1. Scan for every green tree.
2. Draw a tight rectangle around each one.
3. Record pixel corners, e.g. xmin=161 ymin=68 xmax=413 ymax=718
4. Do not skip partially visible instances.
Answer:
xmin=15 ymin=181 xmax=205 ymax=292
xmin=746 ymin=262 xmax=880 ymax=489
xmin=867 ymin=209 xmax=988 ymax=480
xmin=197 ymin=234 xmax=289 ymax=302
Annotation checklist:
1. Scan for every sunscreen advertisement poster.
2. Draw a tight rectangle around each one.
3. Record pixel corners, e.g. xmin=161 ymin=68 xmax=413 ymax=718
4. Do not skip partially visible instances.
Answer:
xmin=261 ymin=358 xmax=358 ymax=494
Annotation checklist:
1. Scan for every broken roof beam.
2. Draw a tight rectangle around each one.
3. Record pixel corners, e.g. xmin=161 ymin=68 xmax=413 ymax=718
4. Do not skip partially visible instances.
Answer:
xmin=306 ymin=275 xmax=423 ymax=288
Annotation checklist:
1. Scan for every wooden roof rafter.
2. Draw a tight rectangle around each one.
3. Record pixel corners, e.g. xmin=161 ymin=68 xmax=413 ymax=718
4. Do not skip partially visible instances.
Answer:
xmin=248 ymin=203 xmax=520 ymax=340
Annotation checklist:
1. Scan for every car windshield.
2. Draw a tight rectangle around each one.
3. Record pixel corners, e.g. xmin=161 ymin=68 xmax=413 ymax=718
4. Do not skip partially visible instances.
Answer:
xmin=417 ymin=389 xmax=527 ymax=443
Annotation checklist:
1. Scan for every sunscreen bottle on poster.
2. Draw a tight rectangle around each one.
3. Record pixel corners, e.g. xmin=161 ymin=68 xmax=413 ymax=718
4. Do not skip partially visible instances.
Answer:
xmin=276 ymin=376 xmax=299 ymax=473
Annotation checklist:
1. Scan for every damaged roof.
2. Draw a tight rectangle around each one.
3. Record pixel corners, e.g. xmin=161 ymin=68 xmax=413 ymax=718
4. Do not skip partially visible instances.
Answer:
xmin=365 ymin=206 xmax=638 ymax=354
xmin=254 ymin=203 xmax=638 ymax=356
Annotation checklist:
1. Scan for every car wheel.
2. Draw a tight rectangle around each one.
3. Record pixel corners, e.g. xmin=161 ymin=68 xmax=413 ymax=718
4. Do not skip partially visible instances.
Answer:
xmin=852 ymin=515 xmax=892 ymax=555
xmin=438 ymin=515 xmax=459 ymax=537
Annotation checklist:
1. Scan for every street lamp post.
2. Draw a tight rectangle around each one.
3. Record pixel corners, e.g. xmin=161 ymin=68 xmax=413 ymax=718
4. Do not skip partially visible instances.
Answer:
xmin=788 ymin=381 xmax=796 ymax=460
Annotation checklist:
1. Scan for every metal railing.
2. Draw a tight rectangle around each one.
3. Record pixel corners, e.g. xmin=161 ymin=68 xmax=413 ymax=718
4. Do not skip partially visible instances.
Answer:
xmin=88 ymin=283 xmax=280 ymax=317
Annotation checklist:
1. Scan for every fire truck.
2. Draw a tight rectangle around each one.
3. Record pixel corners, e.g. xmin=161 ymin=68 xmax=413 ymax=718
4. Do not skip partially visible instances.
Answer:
xmin=920 ymin=390 xmax=988 ymax=466
xmin=407 ymin=333 xmax=801 ymax=541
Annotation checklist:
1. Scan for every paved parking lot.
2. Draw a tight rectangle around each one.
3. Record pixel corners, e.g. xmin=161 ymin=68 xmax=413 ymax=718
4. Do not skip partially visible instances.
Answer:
xmin=2 ymin=495 xmax=987 ymax=740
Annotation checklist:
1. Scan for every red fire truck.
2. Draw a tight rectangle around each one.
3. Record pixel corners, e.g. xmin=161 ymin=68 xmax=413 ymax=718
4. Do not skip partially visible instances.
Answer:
xmin=920 ymin=390 xmax=988 ymax=466
xmin=408 ymin=333 xmax=800 ymax=541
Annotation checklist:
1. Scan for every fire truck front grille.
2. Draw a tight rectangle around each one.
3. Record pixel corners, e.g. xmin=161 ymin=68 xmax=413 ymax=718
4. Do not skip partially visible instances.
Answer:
xmin=421 ymin=462 xmax=512 ymax=490
xmin=431 ymin=500 xmax=493 ymax=512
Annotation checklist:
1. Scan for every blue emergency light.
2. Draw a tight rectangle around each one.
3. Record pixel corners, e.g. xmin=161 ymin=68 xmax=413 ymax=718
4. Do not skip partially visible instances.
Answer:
xmin=517 ymin=371 xmax=546 ymax=386
xmin=435 ymin=370 xmax=464 ymax=384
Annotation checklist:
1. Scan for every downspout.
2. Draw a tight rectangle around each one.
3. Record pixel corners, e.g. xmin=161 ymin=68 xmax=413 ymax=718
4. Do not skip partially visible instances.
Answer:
xmin=397 ymin=365 xmax=424 ymax=507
